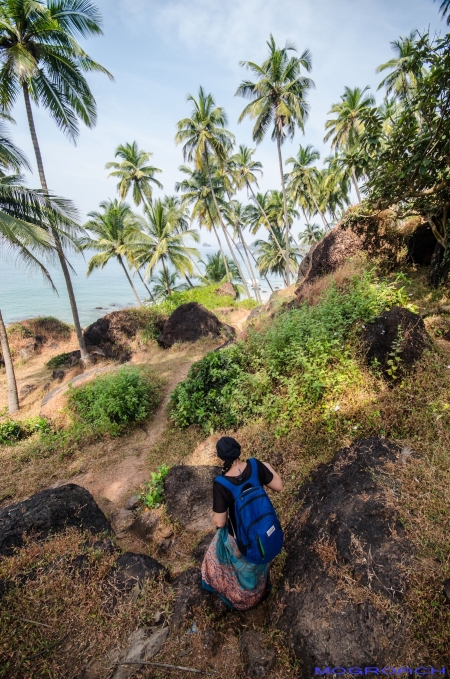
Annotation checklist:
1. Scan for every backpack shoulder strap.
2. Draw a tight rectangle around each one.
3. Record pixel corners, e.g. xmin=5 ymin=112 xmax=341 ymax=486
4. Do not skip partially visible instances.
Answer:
xmin=214 ymin=474 xmax=241 ymax=500
xmin=247 ymin=458 xmax=262 ymax=488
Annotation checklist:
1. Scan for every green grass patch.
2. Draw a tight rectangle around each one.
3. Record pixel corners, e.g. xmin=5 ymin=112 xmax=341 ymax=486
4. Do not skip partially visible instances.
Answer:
xmin=170 ymin=267 xmax=414 ymax=434
xmin=67 ymin=366 xmax=162 ymax=437
xmin=0 ymin=417 xmax=49 ymax=445
xmin=153 ymin=283 xmax=237 ymax=314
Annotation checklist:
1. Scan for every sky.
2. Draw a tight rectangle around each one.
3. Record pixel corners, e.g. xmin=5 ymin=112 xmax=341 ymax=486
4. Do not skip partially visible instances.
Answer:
xmin=9 ymin=0 xmax=444 ymax=244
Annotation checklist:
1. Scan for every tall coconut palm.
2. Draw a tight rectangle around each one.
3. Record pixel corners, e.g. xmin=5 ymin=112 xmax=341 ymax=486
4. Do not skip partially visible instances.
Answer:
xmin=298 ymin=223 xmax=324 ymax=247
xmin=132 ymin=198 xmax=200 ymax=291
xmin=105 ymin=141 xmax=163 ymax=206
xmin=202 ymin=251 xmax=240 ymax=284
xmin=255 ymin=225 xmax=299 ymax=286
xmin=376 ymin=32 xmax=421 ymax=102
xmin=175 ymin=163 xmax=231 ymax=281
xmin=150 ymin=269 xmax=188 ymax=300
xmin=324 ymin=86 xmax=376 ymax=202
xmin=236 ymin=34 xmax=314 ymax=285
xmin=81 ymin=200 xmax=143 ymax=306
xmin=0 ymin=0 xmax=113 ymax=363
xmin=175 ymin=87 xmax=236 ymax=284
xmin=286 ymin=144 xmax=328 ymax=229
xmin=0 ymin=131 xmax=78 ymax=413
xmin=230 ymin=145 xmax=284 ymax=261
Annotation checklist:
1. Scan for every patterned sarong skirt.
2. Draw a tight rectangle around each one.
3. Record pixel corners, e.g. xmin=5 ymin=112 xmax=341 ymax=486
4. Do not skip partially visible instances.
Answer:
xmin=201 ymin=527 xmax=269 ymax=610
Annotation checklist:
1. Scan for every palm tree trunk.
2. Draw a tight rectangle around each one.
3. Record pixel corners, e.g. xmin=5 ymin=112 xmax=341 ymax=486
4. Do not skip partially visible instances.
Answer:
xmin=225 ymin=192 xmax=261 ymax=302
xmin=205 ymin=204 xmax=230 ymax=282
xmin=117 ymin=255 xmax=143 ymax=306
xmin=276 ymin=131 xmax=291 ymax=286
xmin=204 ymin=154 xmax=250 ymax=295
xmin=351 ymin=169 xmax=362 ymax=203
xmin=185 ymin=274 xmax=194 ymax=288
xmin=161 ymin=258 xmax=171 ymax=295
xmin=246 ymin=182 xmax=285 ymax=260
xmin=302 ymin=207 xmax=311 ymax=226
xmin=22 ymin=83 xmax=91 ymax=364
xmin=0 ymin=310 xmax=19 ymax=414
xmin=232 ymin=228 xmax=262 ymax=303
xmin=311 ymin=193 xmax=330 ymax=230
xmin=137 ymin=269 xmax=155 ymax=302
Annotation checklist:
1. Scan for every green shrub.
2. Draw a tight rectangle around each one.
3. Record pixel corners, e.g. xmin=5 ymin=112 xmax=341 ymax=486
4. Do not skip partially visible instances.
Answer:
xmin=155 ymin=284 xmax=236 ymax=314
xmin=238 ymin=298 xmax=259 ymax=311
xmin=0 ymin=416 xmax=49 ymax=445
xmin=68 ymin=366 xmax=161 ymax=436
xmin=139 ymin=309 xmax=167 ymax=344
xmin=170 ymin=268 xmax=414 ymax=434
xmin=46 ymin=352 xmax=72 ymax=369
xmin=140 ymin=464 xmax=170 ymax=508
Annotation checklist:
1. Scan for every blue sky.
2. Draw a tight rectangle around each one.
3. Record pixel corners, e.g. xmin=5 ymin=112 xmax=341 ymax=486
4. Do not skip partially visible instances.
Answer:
xmin=10 ymin=0 xmax=444 ymax=243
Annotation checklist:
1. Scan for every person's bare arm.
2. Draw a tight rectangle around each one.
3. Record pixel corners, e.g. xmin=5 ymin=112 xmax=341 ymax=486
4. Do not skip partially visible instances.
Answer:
xmin=213 ymin=511 xmax=227 ymax=528
xmin=262 ymin=461 xmax=283 ymax=492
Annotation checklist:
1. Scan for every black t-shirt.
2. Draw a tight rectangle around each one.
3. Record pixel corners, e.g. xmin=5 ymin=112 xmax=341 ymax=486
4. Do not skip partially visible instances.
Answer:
xmin=213 ymin=459 xmax=274 ymax=536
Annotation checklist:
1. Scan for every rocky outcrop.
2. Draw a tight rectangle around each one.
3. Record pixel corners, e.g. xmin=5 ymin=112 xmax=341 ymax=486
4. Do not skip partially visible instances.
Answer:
xmin=0 ymin=484 xmax=111 ymax=556
xmin=103 ymin=552 xmax=169 ymax=613
xmin=296 ymin=224 xmax=363 ymax=295
xmin=240 ymin=630 xmax=276 ymax=679
xmin=170 ymin=567 xmax=206 ymax=632
xmin=83 ymin=309 xmax=165 ymax=360
xmin=361 ymin=306 xmax=431 ymax=379
xmin=111 ymin=626 xmax=169 ymax=679
xmin=164 ymin=465 xmax=221 ymax=532
xmin=215 ymin=282 xmax=236 ymax=299
xmin=157 ymin=302 xmax=234 ymax=348
xmin=407 ymin=221 xmax=438 ymax=266
xmin=277 ymin=437 xmax=413 ymax=674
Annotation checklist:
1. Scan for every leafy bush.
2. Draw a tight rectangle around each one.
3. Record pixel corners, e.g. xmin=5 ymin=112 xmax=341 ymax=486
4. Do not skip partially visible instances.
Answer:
xmin=68 ymin=366 xmax=161 ymax=436
xmin=170 ymin=268 xmax=414 ymax=434
xmin=46 ymin=352 xmax=72 ymax=369
xmin=0 ymin=416 xmax=49 ymax=445
xmin=140 ymin=464 xmax=170 ymax=508
xmin=138 ymin=309 xmax=167 ymax=344
xmin=238 ymin=298 xmax=259 ymax=310
xmin=155 ymin=283 xmax=237 ymax=314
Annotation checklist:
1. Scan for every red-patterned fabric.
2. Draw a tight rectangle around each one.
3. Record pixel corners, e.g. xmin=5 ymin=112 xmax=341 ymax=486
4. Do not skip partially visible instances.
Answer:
xmin=201 ymin=528 xmax=269 ymax=610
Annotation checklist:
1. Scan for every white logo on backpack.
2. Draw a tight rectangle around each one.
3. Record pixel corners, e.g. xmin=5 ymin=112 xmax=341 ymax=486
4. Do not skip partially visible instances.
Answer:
xmin=267 ymin=525 xmax=275 ymax=537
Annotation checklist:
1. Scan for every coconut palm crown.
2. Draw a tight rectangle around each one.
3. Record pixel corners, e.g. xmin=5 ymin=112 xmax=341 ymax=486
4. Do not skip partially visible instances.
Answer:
xmin=106 ymin=142 xmax=163 ymax=206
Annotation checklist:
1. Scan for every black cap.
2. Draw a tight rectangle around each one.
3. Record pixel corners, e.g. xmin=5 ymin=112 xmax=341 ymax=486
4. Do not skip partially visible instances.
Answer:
xmin=216 ymin=436 xmax=241 ymax=461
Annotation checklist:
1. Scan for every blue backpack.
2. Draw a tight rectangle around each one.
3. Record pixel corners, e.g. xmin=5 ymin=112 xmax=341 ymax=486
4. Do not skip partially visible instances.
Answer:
xmin=215 ymin=458 xmax=283 ymax=565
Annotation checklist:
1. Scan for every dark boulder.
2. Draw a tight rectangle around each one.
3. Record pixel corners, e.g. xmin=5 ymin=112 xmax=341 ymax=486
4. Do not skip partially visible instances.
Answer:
xmin=51 ymin=369 xmax=65 ymax=381
xmin=443 ymin=578 xmax=450 ymax=604
xmin=19 ymin=383 xmax=37 ymax=397
xmin=164 ymin=465 xmax=221 ymax=532
xmin=192 ymin=532 xmax=215 ymax=564
xmin=103 ymin=552 xmax=169 ymax=613
xmin=361 ymin=306 xmax=431 ymax=379
xmin=157 ymin=302 xmax=234 ymax=348
xmin=83 ymin=309 xmax=162 ymax=359
xmin=0 ymin=484 xmax=111 ymax=556
xmin=240 ymin=630 xmax=276 ymax=679
xmin=170 ymin=566 xmax=206 ymax=632
xmin=276 ymin=437 xmax=413 ymax=674
xmin=296 ymin=224 xmax=363 ymax=295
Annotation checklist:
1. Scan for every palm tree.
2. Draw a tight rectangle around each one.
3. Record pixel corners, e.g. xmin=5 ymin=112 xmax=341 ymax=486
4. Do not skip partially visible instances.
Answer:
xmin=150 ymin=269 xmax=188 ymax=301
xmin=230 ymin=144 xmax=284 ymax=261
xmin=236 ymin=34 xmax=314 ymax=285
xmin=324 ymin=86 xmax=376 ymax=202
xmin=202 ymin=251 xmax=240 ymax=284
xmin=222 ymin=197 xmax=261 ymax=301
xmin=255 ymin=225 xmax=300 ymax=286
xmin=436 ymin=0 xmax=450 ymax=23
xmin=106 ymin=141 xmax=163 ymax=206
xmin=81 ymin=200 xmax=143 ymax=305
xmin=0 ymin=0 xmax=113 ymax=363
xmin=175 ymin=163 xmax=231 ymax=281
xmin=376 ymin=32 xmax=421 ymax=102
xmin=175 ymin=87 xmax=237 ymax=285
xmin=286 ymin=144 xmax=329 ymax=229
xmin=132 ymin=198 xmax=200 ymax=290
xmin=298 ymin=223 xmax=324 ymax=247
xmin=0 ymin=129 xmax=77 ymax=413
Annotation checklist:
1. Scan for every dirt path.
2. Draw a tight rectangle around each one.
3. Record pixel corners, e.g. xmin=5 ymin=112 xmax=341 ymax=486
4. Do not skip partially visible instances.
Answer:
xmin=67 ymin=361 xmax=194 ymax=508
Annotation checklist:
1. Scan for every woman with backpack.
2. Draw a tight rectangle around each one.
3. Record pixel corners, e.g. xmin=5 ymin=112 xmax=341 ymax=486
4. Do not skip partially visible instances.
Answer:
xmin=201 ymin=436 xmax=284 ymax=610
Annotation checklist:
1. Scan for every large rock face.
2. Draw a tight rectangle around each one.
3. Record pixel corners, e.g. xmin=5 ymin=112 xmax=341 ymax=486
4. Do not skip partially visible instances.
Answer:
xmin=0 ymin=484 xmax=111 ymax=556
xmin=157 ymin=302 xmax=234 ymax=348
xmin=276 ymin=438 xmax=413 ymax=674
xmin=296 ymin=224 xmax=363 ymax=295
xmin=83 ymin=309 xmax=165 ymax=359
xmin=361 ymin=306 xmax=431 ymax=379
xmin=164 ymin=465 xmax=221 ymax=531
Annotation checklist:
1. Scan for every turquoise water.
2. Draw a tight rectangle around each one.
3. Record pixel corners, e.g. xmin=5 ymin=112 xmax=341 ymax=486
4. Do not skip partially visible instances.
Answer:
xmin=0 ymin=247 xmax=284 ymax=327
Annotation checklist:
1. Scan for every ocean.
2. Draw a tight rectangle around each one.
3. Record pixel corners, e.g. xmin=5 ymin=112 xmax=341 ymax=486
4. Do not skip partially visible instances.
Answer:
xmin=0 ymin=246 xmax=285 ymax=327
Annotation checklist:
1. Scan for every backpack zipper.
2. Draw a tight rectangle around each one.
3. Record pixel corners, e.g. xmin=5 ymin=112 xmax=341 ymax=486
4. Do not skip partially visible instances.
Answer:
xmin=244 ymin=512 xmax=276 ymax=540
